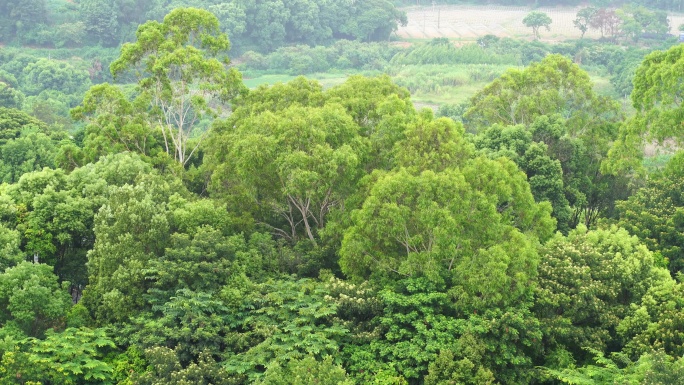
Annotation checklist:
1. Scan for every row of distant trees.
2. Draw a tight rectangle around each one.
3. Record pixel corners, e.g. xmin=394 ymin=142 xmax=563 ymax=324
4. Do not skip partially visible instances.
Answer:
xmin=402 ymin=0 xmax=684 ymax=12
xmin=522 ymin=5 xmax=670 ymax=41
xmin=574 ymin=5 xmax=670 ymax=40
xmin=0 ymin=0 xmax=406 ymax=52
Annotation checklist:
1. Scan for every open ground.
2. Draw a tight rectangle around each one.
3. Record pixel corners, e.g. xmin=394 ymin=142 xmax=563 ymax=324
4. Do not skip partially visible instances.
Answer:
xmin=397 ymin=5 xmax=684 ymax=42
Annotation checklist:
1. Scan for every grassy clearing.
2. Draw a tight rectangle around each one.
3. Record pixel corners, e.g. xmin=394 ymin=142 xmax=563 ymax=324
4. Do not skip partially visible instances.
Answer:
xmin=242 ymin=71 xmax=360 ymax=89
xmin=243 ymin=64 xmax=510 ymax=106
xmin=243 ymin=63 xmax=616 ymax=111
xmin=388 ymin=64 xmax=512 ymax=106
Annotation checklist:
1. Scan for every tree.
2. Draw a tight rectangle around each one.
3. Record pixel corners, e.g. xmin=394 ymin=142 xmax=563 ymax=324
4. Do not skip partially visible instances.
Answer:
xmin=464 ymin=54 xmax=621 ymax=139
xmin=27 ymin=327 xmax=116 ymax=384
xmin=0 ymin=83 xmax=24 ymax=109
xmin=0 ymin=132 xmax=60 ymax=183
xmin=71 ymin=83 xmax=163 ymax=164
xmin=474 ymin=122 xmax=572 ymax=233
xmin=617 ymin=272 xmax=684 ymax=359
xmin=132 ymin=347 xmax=237 ymax=385
xmin=424 ymin=349 xmax=495 ymax=385
xmin=618 ymin=5 xmax=670 ymax=42
xmin=0 ymin=0 xmax=48 ymax=40
xmin=574 ymin=7 xmax=598 ymax=38
xmin=0 ymin=107 xmax=47 ymax=145
xmin=109 ymin=7 xmax=246 ymax=167
xmin=616 ymin=153 xmax=684 ymax=277
xmin=546 ymin=349 xmax=684 ymax=385
xmin=348 ymin=0 xmax=408 ymax=42
xmin=79 ymin=0 xmax=119 ymax=46
xmin=209 ymin=101 xmax=367 ymax=246
xmin=523 ymin=11 xmax=552 ymax=40
xmin=0 ymin=262 xmax=72 ymax=337
xmin=22 ymin=58 xmax=91 ymax=97
xmin=227 ymin=0 xmax=407 ymax=52
xmin=81 ymin=175 xmax=177 ymax=323
xmin=207 ymin=76 xmax=414 ymax=245
xmin=0 ymin=224 xmax=21 ymax=271
xmin=222 ymin=277 xmax=348 ymax=381
xmin=256 ymin=355 xmax=354 ymax=385
xmin=590 ymin=8 xmax=622 ymax=38
xmin=340 ymin=112 xmax=554 ymax=308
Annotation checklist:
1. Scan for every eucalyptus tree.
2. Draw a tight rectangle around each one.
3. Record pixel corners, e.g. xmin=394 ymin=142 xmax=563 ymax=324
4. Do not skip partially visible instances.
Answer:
xmin=105 ymin=7 xmax=246 ymax=167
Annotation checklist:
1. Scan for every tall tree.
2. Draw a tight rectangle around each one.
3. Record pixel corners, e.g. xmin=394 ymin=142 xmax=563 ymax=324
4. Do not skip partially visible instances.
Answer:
xmin=340 ymin=111 xmax=554 ymax=310
xmin=110 ymin=7 xmax=246 ymax=167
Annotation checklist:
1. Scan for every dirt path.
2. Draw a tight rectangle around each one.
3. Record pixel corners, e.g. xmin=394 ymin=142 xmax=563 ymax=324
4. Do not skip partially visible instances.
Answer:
xmin=397 ymin=5 xmax=684 ymax=42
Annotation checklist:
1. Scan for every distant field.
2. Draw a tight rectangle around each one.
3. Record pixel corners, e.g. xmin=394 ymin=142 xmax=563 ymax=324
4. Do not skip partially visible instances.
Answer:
xmin=397 ymin=5 xmax=684 ymax=42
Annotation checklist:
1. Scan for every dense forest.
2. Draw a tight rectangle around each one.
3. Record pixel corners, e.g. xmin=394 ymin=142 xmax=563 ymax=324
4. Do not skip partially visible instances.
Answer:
xmin=1 ymin=0 xmax=684 ymax=384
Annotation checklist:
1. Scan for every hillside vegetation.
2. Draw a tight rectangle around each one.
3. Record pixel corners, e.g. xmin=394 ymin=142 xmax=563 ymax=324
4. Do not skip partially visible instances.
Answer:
xmin=1 ymin=2 xmax=684 ymax=385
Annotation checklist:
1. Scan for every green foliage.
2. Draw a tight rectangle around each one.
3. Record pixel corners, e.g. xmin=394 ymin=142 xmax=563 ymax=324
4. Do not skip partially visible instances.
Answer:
xmin=241 ymin=40 xmax=401 ymax=74
xmin=256 ymin=355 xmax=354 ymax=385
xmin=606 ymin=44 xmax=684 ymax=174
xmin=126 ymin=289 xmax=234 ymax=366
xmin=22 ymin=59 xmax=91 ymax=98
xmin=424 ymin=349 xmax=495 ymax=385
xmin=29 ymin=327 xmax=115 ymax=384
xmin=546 ymin=348 xmax=684 ymax=385
xmin=228 ymin=0 xmax=406 ymax=52
xmin=2 ymin=7 xmax=684 ymax=384
xmin=342 ymin=278 xmax=462 ymax=381
xmin=0 ymin=262 xmax=71 ymax=337
xmin=223 ymin=277 xmax=347 ymax=381
xmin=2 ymin=153 xmax=154 ymax=285
xmin=465 ymin=54 xmax=621 ymax=136
xmin=208 ymin=75 xmax=414 ymax=245
xmin=340 ymin=156 xmax=554 ymax=311
xmin=71 ymin=83 xmax=163 ymax=165
xmin=79 ymin=0 xmax=119 ymax=46
xmin=82 ymin=174 xmax=178 ymax=323
xmin=211 ymin=101 xmax=366 ymax=245
xmin=0 ymin=108 xmax=47 ymax=146
xmin=395 ymin=112 xmax=473 ymax=172
xmin=133 ymin=347 xmax=238 ymax=385
xmin=390 ymin=39 xmax=518 ymax=66
xmin=0 ymin=132 xmax=62 ymax=184
xmin=0 ymin=327 xmax=115 ymax=385
xmin=575 ymin=7 xmax=598 ymax=38
xmin=474 ymin=122 xmax=572 ymax=233
xmin=618 ymin=272 xmax=684 ymax=358
xmin=0 ymin=84 xmax=24 ymax=110
xmin=0 ymin=224 xmax=21 ymax=271
xmin=535 ymin=226 xmax=660 ymax=363
xmin=616 ymin=153 xmax=684 ymax=277
xmin=617 ymin=5 xmax=669 ymax=42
